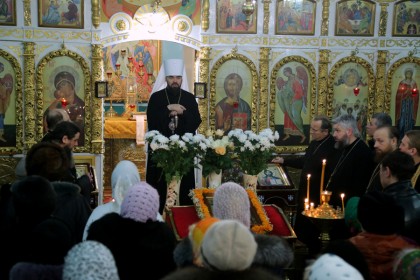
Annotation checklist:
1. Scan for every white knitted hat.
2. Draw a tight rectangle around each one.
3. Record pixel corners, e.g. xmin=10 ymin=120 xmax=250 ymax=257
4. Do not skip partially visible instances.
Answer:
xmin=201 ymin=220 xmax=257 ymax=271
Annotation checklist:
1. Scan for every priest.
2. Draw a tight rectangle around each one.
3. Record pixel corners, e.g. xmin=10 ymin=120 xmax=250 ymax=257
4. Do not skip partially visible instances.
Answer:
xmin=146 ymin=58 xmax=202 ymax=214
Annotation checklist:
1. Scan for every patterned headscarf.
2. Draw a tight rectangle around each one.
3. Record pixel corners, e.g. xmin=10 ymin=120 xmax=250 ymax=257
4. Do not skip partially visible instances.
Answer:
xmin=62 ymin=241 xmax=119 ymax=280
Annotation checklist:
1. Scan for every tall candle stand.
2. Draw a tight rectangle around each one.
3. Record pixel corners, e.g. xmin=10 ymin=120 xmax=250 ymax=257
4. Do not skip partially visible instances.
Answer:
xmin=105 ymin=71 xmax=118 ymax=117
xmin=124 ymin=57 xmax=138 ymax=119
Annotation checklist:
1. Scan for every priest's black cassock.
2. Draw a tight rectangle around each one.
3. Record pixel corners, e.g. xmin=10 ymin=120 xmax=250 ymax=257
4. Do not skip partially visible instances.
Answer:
xmin=326 ymin=138 xmax=375 ymax=207
xmin=146 ymin=86 xmax=201 ymax=214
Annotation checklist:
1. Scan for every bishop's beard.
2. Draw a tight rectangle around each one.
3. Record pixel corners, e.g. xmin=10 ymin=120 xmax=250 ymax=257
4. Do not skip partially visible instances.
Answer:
xmin=166 ymin=85 xmax=181 ymax=95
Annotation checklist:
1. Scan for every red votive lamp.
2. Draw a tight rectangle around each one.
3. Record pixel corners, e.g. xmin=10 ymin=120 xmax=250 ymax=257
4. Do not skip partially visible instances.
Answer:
xmin=353 ymin=87 xmax=360 ymax=96
xmin=61 ymin=98 xmax=68 ymax=108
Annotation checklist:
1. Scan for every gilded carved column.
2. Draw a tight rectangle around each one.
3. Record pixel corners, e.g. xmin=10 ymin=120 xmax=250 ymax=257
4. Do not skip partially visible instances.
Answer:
xmin=321 ymin=0 xmax=330 ymax=36
xmin=378 ymin=3 xmax=389 ymax=36
xmin=23 ymin=0 xmax=31 ymax=26
xmin=198 ymin=47 xmax=211 ymax=134
xmin=91 ymin=44 xmax=105 ymax=154
xmin=23 ymin=42 xmax=36 ymax=150
xmin=259 ymin=47 xmax=271 ymax=129
xmin=92 ymin=0 xmax=100 ymax=29
xmin=201 ymin=0 xmax=210 ymax=32
xmin=376 ymin=50 xmax=388 ymax=112
xmin=317 ymin=50 xmax=330 ymax=115
xmin=263 ymin=0 xmax=271 ymax=34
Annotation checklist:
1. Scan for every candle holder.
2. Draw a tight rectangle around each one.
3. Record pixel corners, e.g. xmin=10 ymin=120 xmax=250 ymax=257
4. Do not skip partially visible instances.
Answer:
xmin=105 ymin=71 xmax=118 ymax=118
xmin=302 ymin=191 xmax=344 ymax=249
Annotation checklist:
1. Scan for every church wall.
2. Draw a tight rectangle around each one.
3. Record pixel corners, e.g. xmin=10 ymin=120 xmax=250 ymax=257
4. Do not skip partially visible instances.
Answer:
xmin=0 ymin=0 xmax=419 ymax=203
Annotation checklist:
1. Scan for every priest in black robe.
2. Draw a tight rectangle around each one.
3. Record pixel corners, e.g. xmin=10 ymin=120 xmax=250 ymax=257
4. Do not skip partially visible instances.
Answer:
xmin=273 ymin=115 xmax=338 ymax=256
xmin=327 ymin=115 xmax=375 ymax=207
xmin=146 ymin=59 xmax=201 ymax=214
xmin=326 ymin=114 xmax=375 ymax=241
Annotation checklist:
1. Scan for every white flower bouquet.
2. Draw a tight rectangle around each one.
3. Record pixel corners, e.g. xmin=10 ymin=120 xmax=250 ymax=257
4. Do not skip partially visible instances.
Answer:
xmin=200 ymin=129 xmax=233 ymax=178
xmin=228 ymin=128 xmax=279 ymax=175
xmin=145 ymin=130 xmax=207 ymax=182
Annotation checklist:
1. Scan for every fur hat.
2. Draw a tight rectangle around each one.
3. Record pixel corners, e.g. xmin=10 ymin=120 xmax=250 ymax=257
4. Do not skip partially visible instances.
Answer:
xmin=111 ymin=160 xmax=141 ymax=205
xmin=120 ymin=182 xmax=159 ymax=223
xmin=63 ymin=241 xmax=119 ymax=280
xmin=25 ymin=142 xmax=73 ymax=182
xmin=357 ymin=191 xmax=405 ymax=235
xmin=213 ymin=182 xmax=250 ymax=228
xmin=393 ymin=248 xmax=420 ymax=280
xmin=305 ymin=253 xmax=364 ymax=280
xmin=11 ymin=175 xmax=57 ymax=222
xmin=201 ymin=220 xmax=257 ymax=271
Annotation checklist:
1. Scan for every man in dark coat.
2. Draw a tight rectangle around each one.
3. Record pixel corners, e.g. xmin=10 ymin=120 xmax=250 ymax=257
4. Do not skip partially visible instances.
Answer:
xmin=146 ymin=58 xmax=201 ymax=213
xmin=273 ymin=115 xmax=338 ymax=256
xmin=399 ymin=130 xmax=420 ymax=192
xmin=380 ymin=150 xmax=420 ymax=244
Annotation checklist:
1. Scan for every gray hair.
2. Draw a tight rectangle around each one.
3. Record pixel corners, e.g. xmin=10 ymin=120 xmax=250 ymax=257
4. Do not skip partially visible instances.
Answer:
xmin=332 ymin=114 xmax=360 ymax=137
xmin=372 ymin=112 xmax=392 ymax=127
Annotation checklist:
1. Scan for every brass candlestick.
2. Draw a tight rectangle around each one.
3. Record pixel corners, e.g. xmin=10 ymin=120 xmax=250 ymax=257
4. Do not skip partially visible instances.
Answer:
xmin=302 ymin=191 xmax=344 ymax=249
xmin=105 ymin=71 xmax=118 ymax=118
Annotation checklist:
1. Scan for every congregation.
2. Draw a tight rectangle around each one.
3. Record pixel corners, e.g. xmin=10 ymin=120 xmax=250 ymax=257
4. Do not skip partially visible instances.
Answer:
xmin=0 ymin=110 xmax=419 ymax=280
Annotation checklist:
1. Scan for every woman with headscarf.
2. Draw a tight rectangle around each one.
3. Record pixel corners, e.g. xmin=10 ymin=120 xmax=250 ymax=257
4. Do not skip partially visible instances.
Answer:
xmin=82 ymin=160 xmax=140 ymax=240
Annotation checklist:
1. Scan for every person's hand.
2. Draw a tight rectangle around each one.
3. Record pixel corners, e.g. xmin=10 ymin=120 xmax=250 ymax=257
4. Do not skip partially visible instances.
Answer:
xmin=271 ymin=157 xmax=284 ymax=164
xmin=167 ymin=104 xmax=186 ymax=115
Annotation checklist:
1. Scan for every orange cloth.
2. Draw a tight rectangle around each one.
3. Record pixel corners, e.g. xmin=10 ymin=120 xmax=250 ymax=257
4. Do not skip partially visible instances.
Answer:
xmin=104 ymin=117 xmax=137 ymax=139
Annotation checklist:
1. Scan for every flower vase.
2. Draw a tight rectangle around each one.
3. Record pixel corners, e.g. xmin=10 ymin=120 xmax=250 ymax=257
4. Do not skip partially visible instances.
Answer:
xmin=208 ymin=170 xmax=222 ymax=189
xmin=243 ymin=173 xmax=258 ymax=192
xmin=165 ymin=176 xmax=181 ymax=210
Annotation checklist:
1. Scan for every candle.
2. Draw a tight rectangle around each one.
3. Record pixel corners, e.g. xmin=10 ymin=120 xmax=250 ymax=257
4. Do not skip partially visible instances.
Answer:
xmin=320 ymin=159 xmax=326 ymax=204
xmin=310 ymin=202 xmax=314 ymax=210
xmin=306 ymin=174 xmax=311 ymax=201
xmin=341 ymin=193 xmax=345 ymax=215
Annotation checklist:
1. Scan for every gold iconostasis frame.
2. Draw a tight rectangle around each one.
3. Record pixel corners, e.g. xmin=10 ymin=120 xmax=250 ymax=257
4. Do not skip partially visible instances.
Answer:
xmin=197 ymin=47 xmax=420 ymax=154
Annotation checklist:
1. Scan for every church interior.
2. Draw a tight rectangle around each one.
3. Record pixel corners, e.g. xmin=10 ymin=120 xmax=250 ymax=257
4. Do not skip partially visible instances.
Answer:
xmin=0 ymin=0 xmax=419 ymax=278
